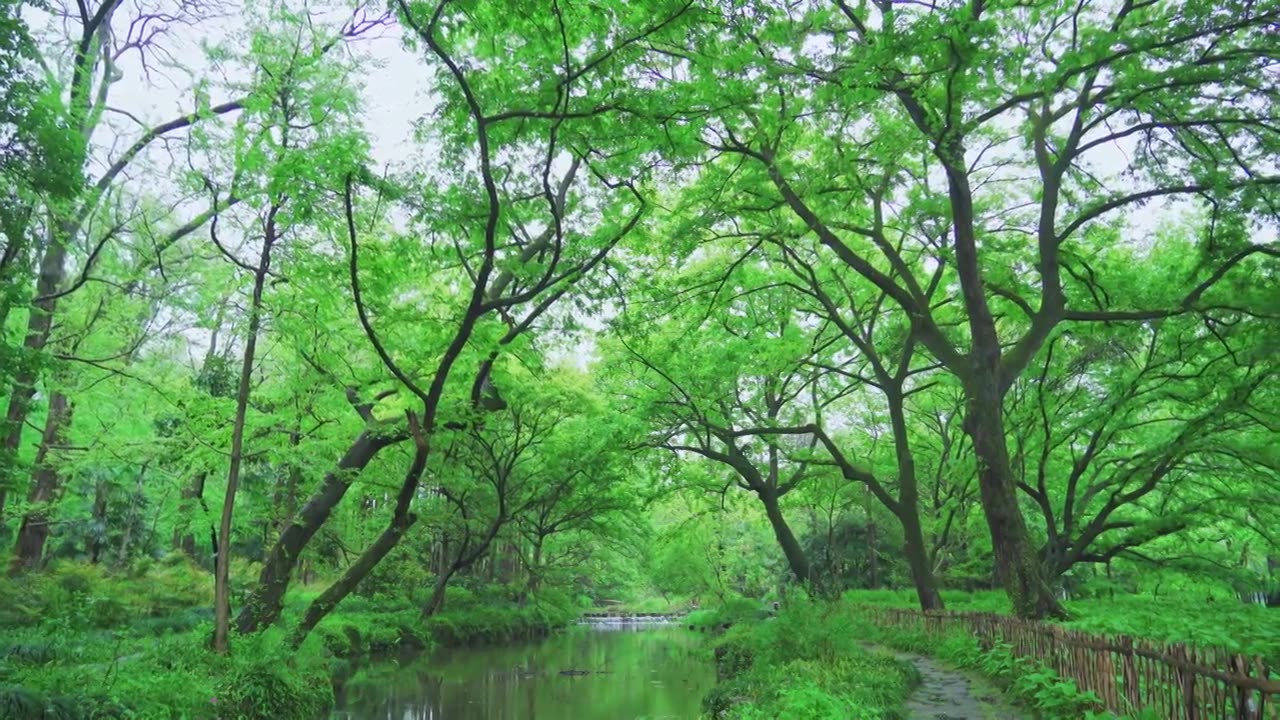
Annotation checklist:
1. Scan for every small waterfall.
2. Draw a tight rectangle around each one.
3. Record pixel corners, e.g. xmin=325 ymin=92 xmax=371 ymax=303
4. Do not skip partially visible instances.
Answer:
xmin=577 ymin=613 xmax=681 ymax=627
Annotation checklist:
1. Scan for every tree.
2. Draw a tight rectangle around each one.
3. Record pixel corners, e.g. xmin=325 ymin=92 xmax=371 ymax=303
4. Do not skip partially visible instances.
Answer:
xmin=650 ymin=0 xmax=1279 ymax=617
xmin=610 ymin=283 xmax=824 ymax=589
xmin=0 ymin=0 xmax=241 ymax=522
xmin=1010 ymin=316 xmax=1278 ymax=579
xmin=237 ymin=0 xmax=694 ymax=634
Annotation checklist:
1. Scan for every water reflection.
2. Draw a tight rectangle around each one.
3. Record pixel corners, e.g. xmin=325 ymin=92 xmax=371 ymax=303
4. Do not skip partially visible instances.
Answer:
xmin=332 ymin=624 xmax=714 ymax=720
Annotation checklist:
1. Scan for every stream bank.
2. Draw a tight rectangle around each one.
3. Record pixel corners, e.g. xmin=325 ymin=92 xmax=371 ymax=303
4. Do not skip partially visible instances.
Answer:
xmin=331 ymin=623 xmax=714 ymax=719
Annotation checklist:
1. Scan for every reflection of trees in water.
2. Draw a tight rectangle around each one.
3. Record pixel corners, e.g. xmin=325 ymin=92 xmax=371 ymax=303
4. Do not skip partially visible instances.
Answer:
xmin=334 ymin=627 xmax=714 ymax=719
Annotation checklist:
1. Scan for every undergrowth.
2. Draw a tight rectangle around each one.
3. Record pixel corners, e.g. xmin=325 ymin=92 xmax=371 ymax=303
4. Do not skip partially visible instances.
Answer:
xmin=704 ymin=603 xmax=917 ymax=719
xmin=851 ymin=609 xmax=1111 ymax=719
xmin=843 ymin=589 xmax=1280 ymax=664
xmin=0 ymin=558 xmax=579 ymax=719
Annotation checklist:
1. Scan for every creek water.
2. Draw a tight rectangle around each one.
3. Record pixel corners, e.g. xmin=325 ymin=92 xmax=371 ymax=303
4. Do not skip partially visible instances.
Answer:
xmin=331 ymin=623 xmax=716 ymax=720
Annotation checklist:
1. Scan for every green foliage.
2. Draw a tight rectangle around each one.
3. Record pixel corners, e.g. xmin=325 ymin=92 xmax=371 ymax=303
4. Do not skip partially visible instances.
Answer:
xmin=845 ymin=589 xmax=1280 ymax=664
xmin=423 ymin=588 xmax=579 ymax=646
xmin=707 ymin=604 xmax=916 ymax=719
xmin=1062 ymin=596 xmax=1280 ymax=664
xmin=211 ymin=635 xmax=332 ymax=720
xmin=685 ymin=596 xmax=771 ymax=631
xmin=1 ymin=0 xmax=1277 ymax=713
xmin=0 ymin=558 xmax=213 ymax=630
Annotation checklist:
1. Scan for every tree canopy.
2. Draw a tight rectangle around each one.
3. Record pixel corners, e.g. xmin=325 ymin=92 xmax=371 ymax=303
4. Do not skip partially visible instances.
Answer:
xmin=1 ymin=0 xmax=1275 ymax=653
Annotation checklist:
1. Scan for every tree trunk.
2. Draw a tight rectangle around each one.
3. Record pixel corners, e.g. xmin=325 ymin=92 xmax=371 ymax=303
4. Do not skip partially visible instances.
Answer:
xmin=173 ymin=472 xmax=208 ymax=558
xmin=759 ymin=491 xmax=812 ymax=588
xmin=900 ymin=510 xmax=944 ymax=611
xmin=115 ymin=465 xmax=147 ymax=567
xmin=88 ymin=478 xmax=109 ymax=564
xmin=885 ymin=392 xmax=945 ymax=611
xmin=867 ymin=513 xmax=879 ymax=589
xmin=966 ymin=385 xmax=1065 ymax=619
xmin=235 ymin=429 xmax=399 ymax=634
xmin=276 ymin=459 xmax=301 ymax=537
xmin=423 ymin=566 xmax=455 ymax=617
xmin=0 ymin=230 xmax=70 ymax=523
xmin=290 ymin=443 xmax=427 ymax=648
xmin=421 ymin=514 xmax=506 ymax=618
xmin=519 ymin=539 xmax=544 ymax=604
xmin=934 ymin=144 xmax=1066 ymax=620
xmin=8 ymin=392 xmax=72 ymax=574
xmin=213 ymin=214 xmax=276 ymax=654
xmin=291 ymin=513 xmax=420 ymax=647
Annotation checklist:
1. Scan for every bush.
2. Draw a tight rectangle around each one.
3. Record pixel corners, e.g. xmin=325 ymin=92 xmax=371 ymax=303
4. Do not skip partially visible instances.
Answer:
xmin=685 ymin=596 xmax=772 ymax=631
xmin=355 ymin=552 xmax=431 ymax=600
xmin=0 ymin=558 xmax=213 ymax=632
xmin=705 ymin=603 xmax=916 ymax=719
xmin=212 ymin=652 xmax=331 ymax=720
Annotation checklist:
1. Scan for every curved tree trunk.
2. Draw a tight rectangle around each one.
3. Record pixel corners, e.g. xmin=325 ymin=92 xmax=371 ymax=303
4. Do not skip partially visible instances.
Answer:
xmin=290 ymin=442 xmax=427 ymax=648
xmin=212 ymin=213 xmax=277 ymax=654
xmin=759 ymin=490 xmax=812 ymax=588
xmin=423 ymin=566 xmax=455 ymax=617
xmin=235 ymin=429 xmax=399 ymax=633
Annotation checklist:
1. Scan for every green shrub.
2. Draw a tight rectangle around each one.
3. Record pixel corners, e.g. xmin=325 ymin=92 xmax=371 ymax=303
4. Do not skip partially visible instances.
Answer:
xmin=355 ymin=552 xmax=431 ymax=600
xmin=212 ymin=637 xmax=332 ymax=720
xmin=0 ymin=687 xmax=132 ymax=720
xmin=705 ymin=603 xmax=915 ymax=719
xmin=1 ymin=643 xmax=57 ymax=665
xmin=0 ymin=687 xmax=49 ymax=720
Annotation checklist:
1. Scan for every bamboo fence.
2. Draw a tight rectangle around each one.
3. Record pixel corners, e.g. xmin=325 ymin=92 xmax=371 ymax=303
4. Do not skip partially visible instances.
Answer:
xmin=861 ymin=606 xmax=1279 ymax=719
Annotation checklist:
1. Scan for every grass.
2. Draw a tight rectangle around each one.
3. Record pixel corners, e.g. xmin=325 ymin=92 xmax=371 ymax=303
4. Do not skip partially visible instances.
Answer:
xmin=703 ymin=602 xmax=918 ymax=719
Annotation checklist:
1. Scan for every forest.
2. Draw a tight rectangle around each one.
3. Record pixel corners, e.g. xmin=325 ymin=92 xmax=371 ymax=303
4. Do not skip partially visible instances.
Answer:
xmin=0 ymin=0 xmax=1276 ymax=717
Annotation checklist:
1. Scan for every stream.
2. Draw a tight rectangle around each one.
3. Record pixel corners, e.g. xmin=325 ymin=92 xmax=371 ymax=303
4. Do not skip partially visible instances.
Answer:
xmin=331 ymin=622 xmax=716 ymax=719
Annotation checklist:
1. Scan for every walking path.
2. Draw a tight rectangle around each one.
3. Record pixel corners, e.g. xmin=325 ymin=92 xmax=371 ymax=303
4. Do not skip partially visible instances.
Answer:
xmin=874 ymin=647 xmax=1027 ymax=720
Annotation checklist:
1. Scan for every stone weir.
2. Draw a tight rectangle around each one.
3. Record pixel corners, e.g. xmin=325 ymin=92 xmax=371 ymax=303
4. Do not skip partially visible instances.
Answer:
xmin=577 ymin=612 xmax=681 ymax=625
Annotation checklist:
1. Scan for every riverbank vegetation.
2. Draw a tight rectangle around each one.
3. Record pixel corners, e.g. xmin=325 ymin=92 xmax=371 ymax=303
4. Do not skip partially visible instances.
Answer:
xmin=705 ymin=605 xmax=920 ymax=719
xmin=2 ymin=0 xmax=1277 ymax=716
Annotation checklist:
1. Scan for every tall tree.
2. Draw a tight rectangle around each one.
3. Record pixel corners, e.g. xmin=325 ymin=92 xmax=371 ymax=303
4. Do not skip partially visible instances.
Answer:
xmin=237 ymin=0 xmax=692 ymax=633
xmin=652 ymin=0 xmax=1279 ymax=617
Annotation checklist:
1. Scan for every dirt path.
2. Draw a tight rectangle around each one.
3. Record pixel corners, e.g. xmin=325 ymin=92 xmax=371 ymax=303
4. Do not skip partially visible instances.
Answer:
xmin=877 ymin=648 xmax=1027 ymax=720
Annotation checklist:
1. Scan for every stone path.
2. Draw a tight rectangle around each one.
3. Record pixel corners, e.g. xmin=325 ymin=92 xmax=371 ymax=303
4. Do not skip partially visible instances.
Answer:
xmin=875 ymin=647 xmax=1027 ymax=720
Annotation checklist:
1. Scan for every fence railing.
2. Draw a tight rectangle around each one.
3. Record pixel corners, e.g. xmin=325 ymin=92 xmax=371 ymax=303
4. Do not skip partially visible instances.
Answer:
xmin=860 ymin=606 xmax=1279 ymax=719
